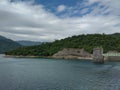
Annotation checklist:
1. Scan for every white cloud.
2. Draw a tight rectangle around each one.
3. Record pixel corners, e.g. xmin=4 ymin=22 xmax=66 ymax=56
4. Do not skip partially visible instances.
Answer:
xmin=57 ymin=5 xmax=66 ymax=12
xmin=80 ymin=8 xmax=89 ymax=14
xmin=88 ymin=0 xmax=120 ymax=15
xmin=0 ymin=0 xmax=119 ymax=42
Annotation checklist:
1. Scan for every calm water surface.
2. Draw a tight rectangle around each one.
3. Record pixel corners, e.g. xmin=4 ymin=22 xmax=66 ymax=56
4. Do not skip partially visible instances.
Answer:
xmin=0 ymin=55 xmax=120 ymax=90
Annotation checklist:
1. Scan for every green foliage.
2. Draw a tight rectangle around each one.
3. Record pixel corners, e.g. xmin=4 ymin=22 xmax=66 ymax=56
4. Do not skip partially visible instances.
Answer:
xmin=5 ymin=34 xmax=120 ymax=56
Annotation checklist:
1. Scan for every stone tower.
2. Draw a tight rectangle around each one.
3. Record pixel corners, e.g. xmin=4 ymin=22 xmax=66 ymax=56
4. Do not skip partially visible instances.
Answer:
xmin=93 ymin=47 xmax=104 ymax=64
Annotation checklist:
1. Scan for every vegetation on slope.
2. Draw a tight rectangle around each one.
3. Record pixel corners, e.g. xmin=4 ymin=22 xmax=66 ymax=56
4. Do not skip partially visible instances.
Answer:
xmin=5 ymin=34 xmax=120 ymax=56
xmin=0 ymin=35 xmax=22 ymax=53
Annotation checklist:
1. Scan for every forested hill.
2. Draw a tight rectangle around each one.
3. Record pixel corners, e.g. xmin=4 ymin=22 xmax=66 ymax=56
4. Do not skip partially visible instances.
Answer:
xmin=6 ymin=34 xmax=120 ymax=56
xmin=0 ymin=35 xmax=22 ymax=53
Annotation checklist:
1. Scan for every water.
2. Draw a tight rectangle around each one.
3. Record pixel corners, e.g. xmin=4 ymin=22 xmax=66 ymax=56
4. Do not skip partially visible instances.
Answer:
xmin=0 ymin=55 xmax=120 ymax=90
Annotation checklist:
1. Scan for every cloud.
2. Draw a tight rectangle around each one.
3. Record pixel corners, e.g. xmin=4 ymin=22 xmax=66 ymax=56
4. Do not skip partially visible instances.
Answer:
xmin=88 ymin=0 xmax=120 ymax=15
xmin=57 ymin=4 xmax=66 ymax=12
xmin=0 ymin=0 xmax=119 ymax=42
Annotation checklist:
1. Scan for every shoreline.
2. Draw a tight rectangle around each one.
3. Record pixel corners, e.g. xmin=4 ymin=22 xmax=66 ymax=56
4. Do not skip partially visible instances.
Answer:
xmin=5 ymin=55 xmax=93 ymax=60
xmin=5 ymin=55 xmax=49 ymax=58
xmin=4 ymin=55 xmax=120 ymax=62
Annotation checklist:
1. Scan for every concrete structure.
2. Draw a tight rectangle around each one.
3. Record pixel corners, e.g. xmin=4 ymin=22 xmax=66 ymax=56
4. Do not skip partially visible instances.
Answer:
xmin=103 ymin=51 xmax=120 ymax=56
xmin=104 ymin=56 xmax=120 ymax=61
xmin=93 ymin=47 xmax=104 ymax=63
xmin=52 ymin=47 xmax=120 ymax=62
xmin=103 ymin=51 xmax=120 ymax=61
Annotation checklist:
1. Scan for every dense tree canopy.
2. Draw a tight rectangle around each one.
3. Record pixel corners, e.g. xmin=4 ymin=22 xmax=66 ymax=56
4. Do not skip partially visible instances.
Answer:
xmin=5 ymin=34 xmax=120 ymax=56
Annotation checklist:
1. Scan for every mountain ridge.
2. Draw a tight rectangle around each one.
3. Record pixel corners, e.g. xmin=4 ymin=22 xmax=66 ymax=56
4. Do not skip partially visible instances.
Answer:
xmin=0 ymin=35 xmax=22 ymax=53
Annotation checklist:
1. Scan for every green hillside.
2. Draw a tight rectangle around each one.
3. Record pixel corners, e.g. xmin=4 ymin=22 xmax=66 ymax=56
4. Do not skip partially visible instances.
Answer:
xmin=5 ymin=34 xmax=120 ymax=56
xmin=0 ymin=35 xmax=22 ymax=53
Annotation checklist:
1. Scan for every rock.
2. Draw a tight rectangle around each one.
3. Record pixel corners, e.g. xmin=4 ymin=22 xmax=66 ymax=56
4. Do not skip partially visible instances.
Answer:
xmin=52 ymin=48 xmax=92 ymax=59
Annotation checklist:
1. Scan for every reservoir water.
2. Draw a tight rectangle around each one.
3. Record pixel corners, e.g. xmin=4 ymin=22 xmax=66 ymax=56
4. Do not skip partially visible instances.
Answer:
xmin=0 ymin=55 xmax=120 ymax=90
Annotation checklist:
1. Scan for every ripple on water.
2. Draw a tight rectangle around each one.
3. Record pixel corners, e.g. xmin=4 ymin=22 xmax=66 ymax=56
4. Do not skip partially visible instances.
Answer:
xmin=0 ymin=56 xmax=120 ymax=90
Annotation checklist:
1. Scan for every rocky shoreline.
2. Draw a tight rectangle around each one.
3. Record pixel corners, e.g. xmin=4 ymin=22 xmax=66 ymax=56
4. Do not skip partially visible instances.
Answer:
xmin=5 ymin=55 xmax=46 ymax=58
xmin=5 ymin=55 xmax=92 ymax=60
xmin=5 ymin=48 xmax=93 ymax=60
xmin=4 ymin=48 xmax=120 ymax=62
xmin=4 ymin=55 xmax=120 ymax=62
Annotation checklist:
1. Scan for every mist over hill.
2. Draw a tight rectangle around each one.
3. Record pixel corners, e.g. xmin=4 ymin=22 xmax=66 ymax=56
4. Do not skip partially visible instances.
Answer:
xmin=0 ymin=35 xmax=21 ymax=53
xmin=17 ymin=41 xmax=43 ymax=46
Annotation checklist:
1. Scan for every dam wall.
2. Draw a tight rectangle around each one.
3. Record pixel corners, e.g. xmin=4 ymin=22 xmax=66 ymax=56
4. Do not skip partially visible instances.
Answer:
xmin=104 ymin=56 xmax=120 ymax=61
xmin=52 ymin=48 xmax=120 ymax=62
xmin=103 ymin=51 xmax=120 ymax=61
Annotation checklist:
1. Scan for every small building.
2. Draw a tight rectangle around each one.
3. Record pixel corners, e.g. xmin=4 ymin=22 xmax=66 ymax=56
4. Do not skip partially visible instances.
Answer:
xmin=93 ymin=47 xmax=104 ymax=64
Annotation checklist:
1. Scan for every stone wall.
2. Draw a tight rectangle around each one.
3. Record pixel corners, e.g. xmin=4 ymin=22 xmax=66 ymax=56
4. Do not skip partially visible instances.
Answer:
xmin=52 ymin=48 xmax=120 ymax=61
xmin=104 ymin=56 xmax=120 ymax=61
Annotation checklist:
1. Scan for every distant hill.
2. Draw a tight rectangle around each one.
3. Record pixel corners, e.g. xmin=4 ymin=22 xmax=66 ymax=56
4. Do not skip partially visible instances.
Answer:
xmin=0 ymin=35 xmax=21 ymax=53
xmin=6 ymin=34 xmax=120 ymax=56
xmin=17 ymin=41 xmax=43 ymax=46
xmin=112 ymin=33 xmax=120 ymax=37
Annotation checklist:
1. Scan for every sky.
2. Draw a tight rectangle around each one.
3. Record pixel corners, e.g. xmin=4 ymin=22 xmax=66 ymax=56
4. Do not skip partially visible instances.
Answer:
xmin=0 ymin=0 xmax=120 ymax=41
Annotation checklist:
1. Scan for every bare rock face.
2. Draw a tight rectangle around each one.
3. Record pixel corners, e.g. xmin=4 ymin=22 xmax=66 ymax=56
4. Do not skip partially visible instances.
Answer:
xmin=52 ymin=48 xmax=92 ymax=59
xmin=93 ymin=47 xmax=104 ymax=64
